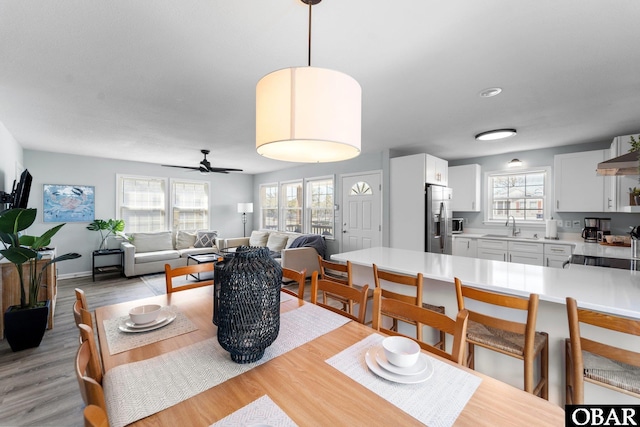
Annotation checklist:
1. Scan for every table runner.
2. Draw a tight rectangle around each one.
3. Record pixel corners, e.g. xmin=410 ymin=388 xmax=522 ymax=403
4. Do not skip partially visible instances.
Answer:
xmin=101 ymin=305 xmax=198 ymax=355
xmin=104 ymin=303 xmax=349 ymax=427
xmin=210 ymin=395 xmax=297 ymax=427
xmin=326 ymin=333 xmax=482 ymax=427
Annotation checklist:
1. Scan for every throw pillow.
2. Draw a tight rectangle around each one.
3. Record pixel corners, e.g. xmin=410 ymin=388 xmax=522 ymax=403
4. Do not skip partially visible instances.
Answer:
xmin=132 ymin=231 xmax=173 ymax=253
xmin=175 ymin=230 xmax=197 ymax=250
xmin=249 ymin=230 xmax=269 ymax=247
xmin=194 ymin=230 xmax=218 ymax=248
xmin=266 ymin=233 xmax=289 ymax=253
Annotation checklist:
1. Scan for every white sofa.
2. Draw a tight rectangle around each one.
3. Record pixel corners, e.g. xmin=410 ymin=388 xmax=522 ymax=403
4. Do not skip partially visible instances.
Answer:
xmin=121 ymin=230 xmax=221 ymax=277
xmin=218 ymin=230 xmax=324 ymax=278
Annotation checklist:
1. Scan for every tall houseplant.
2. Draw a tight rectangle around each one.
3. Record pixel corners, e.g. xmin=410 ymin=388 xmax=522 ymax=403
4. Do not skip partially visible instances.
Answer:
xmin=86 ymin=218 xmax=126 ymax=251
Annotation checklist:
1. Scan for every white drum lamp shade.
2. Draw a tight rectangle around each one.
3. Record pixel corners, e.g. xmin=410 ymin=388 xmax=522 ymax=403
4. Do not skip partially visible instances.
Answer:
xmin=237 ymin=203 xmax=253 ymax=214
xmin=256 ymin=66 xmax=361 ymax=163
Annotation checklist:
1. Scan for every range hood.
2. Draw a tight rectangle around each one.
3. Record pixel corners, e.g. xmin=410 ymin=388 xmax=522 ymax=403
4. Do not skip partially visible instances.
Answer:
xmin=596 ymin=151 xmax=640 ymax=176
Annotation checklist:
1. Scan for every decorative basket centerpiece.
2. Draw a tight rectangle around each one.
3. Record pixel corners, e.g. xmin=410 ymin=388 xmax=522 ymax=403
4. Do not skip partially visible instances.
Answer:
xmin=215 ymin=246 xmax=281 ymax=363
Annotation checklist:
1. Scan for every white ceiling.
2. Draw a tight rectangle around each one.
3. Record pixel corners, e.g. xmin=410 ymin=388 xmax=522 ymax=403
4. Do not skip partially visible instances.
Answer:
xmin=1 ymin=1 xmax=639 ymax=174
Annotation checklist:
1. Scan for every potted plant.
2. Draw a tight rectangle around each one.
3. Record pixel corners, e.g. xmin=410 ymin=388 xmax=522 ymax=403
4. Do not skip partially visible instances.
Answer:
xmin=86 ymin=218 xmax=126 ymax=251
xmin=0 ymin=208 xmax=81 ymax=351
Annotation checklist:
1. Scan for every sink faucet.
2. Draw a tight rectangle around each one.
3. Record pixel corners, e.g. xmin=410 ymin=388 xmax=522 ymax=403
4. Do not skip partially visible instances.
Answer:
xmin=506 ymin=215 xmax=521 ymax=237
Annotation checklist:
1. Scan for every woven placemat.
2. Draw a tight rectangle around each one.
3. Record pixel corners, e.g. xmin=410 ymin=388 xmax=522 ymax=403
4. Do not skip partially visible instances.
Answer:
xmin=326 ymin=333 xmax=482 ymax=427
xmin=102 ymin=305 xmax=198 ymax=355
xmin=104 ymin=303 xmax=349 ymax=427
xmin=210 ymin=395 xmax=297 ymax=427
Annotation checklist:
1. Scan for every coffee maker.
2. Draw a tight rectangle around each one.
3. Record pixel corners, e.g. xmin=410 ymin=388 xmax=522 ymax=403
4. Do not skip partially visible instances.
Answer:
xmin=582 ymin=217 xmax=599 ymax=243
xmin=597 ymin=217 xmax=611 ymax=242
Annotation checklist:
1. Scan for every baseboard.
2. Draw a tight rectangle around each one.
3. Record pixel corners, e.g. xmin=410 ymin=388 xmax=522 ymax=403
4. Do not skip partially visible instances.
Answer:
xmin=58 ymin=271 xmax=92 ymax=280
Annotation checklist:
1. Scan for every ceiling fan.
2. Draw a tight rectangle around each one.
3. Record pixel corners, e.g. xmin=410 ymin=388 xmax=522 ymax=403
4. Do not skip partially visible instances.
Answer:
xmin=162 ymin=149 xmax=243 ymax=174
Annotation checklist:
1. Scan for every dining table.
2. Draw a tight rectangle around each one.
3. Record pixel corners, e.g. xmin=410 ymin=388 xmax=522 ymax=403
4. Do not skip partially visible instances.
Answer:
xmin=95 ymin=285 xmax=565 ymax=426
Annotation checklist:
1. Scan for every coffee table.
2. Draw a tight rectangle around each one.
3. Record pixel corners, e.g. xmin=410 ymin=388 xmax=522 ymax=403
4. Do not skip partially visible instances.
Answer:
xmin=186 ymin=253 xmax=221 ymax=281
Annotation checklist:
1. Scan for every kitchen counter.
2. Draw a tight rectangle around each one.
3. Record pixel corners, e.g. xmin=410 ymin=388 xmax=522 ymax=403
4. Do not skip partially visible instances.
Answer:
xmin=331 ymin=246 xmax=640 ymax=405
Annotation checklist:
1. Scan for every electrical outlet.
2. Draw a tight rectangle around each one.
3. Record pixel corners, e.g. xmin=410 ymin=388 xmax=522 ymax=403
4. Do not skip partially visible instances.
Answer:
xmin=573 ymin=220 xmax=581 ymax=227
xmin=556 ymin=220 xmax=563 ymax=228
xmin=565 ymin=220 xmax=572 ymax=228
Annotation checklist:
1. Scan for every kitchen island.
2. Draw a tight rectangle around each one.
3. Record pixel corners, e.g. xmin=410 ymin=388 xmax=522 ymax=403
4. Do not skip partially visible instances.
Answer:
xmin=331 ymin=246 xmax=640 ymax=406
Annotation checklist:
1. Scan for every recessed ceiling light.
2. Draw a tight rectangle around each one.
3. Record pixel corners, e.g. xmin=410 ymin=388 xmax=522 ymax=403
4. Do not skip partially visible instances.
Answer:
xmin=478 ymin=87 xmax=502 ymax=98
xmin=475 ymin=129 xmax=517 ymax=141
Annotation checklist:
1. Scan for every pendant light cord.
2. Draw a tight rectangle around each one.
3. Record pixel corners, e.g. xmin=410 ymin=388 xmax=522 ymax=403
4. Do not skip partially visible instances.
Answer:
xmin=307 ymin=0 xmax=312 ymax=66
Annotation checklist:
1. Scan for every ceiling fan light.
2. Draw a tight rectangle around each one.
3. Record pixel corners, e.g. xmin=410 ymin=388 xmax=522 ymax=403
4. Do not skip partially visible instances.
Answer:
xmin=256 ymin=67 xmax=361 ymax=163
xmin=475 ymin=129 xmax=517 ymax=141
xmin=508 ymin=158 xmax=523 ymax=167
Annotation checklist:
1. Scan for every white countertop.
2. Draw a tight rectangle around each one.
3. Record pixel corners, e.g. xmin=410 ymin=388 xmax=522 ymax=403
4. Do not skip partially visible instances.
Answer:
xmin=331 ymin=246 xmax=640 ymax=319
xmin=453 ymin=233 xmax=637 ymax=259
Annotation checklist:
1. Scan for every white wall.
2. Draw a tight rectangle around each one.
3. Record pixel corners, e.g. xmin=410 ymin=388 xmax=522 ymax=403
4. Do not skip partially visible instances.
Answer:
xmin=24 ymin=150 xmax=253 ymax=277
xmin=0 ymin=121 xmax=24 ymax=195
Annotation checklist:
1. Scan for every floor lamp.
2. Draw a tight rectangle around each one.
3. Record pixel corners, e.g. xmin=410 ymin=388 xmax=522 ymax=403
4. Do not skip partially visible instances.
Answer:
xmin=237 ymin=203 xmax=253 ymax=237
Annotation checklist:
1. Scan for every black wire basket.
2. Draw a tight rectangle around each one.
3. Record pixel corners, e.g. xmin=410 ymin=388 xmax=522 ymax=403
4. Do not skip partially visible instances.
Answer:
xmin=215 ymin=246 xmax=282 ymax=363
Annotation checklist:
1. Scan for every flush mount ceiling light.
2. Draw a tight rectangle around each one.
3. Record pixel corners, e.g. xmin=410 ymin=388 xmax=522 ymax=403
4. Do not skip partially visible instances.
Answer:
xmin=475 ymin=129 xmax=517 ymax=141
xmin=255 ymin=0 xmax=361 ymax=163
xmin=478 ymin=87 xmax=502 ymax=98
xmin=508 ymin=158 xmax=523 ymax=168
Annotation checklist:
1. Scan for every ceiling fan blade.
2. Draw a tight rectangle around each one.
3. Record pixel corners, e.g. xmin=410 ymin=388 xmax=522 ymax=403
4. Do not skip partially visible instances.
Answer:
xmin=161 ymin=165 xmax=200 ymax=171
xmin=207 ymin=167 xmax=243 ymax=173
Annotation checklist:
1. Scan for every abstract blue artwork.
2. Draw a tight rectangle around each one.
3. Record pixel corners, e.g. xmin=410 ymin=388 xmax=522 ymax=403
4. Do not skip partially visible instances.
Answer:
xmin=43 ymin=184 xmax=95 ymax=222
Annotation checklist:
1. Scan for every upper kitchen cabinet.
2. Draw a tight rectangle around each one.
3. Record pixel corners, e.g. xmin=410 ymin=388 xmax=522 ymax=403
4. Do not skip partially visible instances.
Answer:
xmin=554 ymin=149 xmax=612 ymax=212
xmin=426 ymin=154 xmax=448 ymax=186
xmin=448 ymin=164 xmax=481 ymax=212
xmin=610 ymin=134 xmax=640 ymax=212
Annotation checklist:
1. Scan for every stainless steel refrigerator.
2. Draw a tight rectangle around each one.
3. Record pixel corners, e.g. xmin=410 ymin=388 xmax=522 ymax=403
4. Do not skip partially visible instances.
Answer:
xmin=426 ymin=185 xmax=452 ymax=254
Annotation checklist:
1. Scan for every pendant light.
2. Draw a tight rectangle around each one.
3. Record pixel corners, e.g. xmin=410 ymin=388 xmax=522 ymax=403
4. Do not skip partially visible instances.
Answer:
xmin=256 ymin=0 xmax=361 ymax=163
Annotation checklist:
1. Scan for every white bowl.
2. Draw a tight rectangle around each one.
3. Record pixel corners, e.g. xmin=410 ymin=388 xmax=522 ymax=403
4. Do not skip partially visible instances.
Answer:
xmin=381 ymin=336 xmax=420 ymax=368
xmin=129 ymin=304 xmax=162 ymax=325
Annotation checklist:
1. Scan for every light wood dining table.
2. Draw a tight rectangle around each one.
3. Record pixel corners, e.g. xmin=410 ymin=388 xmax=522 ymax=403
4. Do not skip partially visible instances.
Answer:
xmin=95 ymin=285 xmax=565 ymax=426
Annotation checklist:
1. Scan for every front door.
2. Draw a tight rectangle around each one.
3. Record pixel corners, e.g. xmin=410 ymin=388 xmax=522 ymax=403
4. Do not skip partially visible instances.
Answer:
xmin=341 ymin=171 xmax=382 ymax=253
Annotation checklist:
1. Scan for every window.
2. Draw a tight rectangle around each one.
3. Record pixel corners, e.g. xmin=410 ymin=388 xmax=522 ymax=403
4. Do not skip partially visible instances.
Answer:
xmin=280 ymin=180 xmax=303 ymax=233
xmin=486 ymin=168 xmax=549 ymax=223
xmin=117 ymin=175 xmax=167 ymax=233
xmin=306 ymin=177 xmax=334 ymax=237
xmin=259 ymin=183 xmax=278 ymax=230
xmin=171 ymin=179 xmax=209 ymax=230
xmin=117 ymin=175 xmax=210 ymax=233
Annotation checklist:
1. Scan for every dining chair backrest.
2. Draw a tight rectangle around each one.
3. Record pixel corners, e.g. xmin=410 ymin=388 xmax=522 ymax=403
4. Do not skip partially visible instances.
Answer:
xmin=76 ymin=325 xmax=106 ymax=411
xmin=317 ymin=255 xmax=352 ymax=286
xmin=565 ymin=297 xmax=640 ymax=404
xmin=164 ymin=262 xmax=216 ymax=294
xmin=281 ymin=267 xmax=306 ymax=300
xmin=310 ymin=271 xmax=369 ymax=324
xmin=78 ymin=323 xmax=103 ymax=383
xmin=73 ymin=299 xmax=94 ymax=343
xmin=75 ymin=288 xmax=89 ymax=311
xmin=83 ymin=404 xmax=109 ymax=427
xmin=372 ymin=287 xmax=469 ymax=364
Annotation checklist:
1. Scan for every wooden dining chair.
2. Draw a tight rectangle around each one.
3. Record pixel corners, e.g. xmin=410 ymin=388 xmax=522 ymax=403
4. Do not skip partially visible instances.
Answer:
xmin=76 ymin=324 xmax=106 ymax=411
xmin=317 ymin=255 xmax=353 ymax=311
xmin=454 ymin=277 xmax=549 ymax=399
xmin=310 ymin=271 xmax=369 ymax=324
xmin=373 ymin=263 xmax=446 ymax=349
xmin=75 ymin=288 xmax=89 ymax=311
xmin=164 ymin=262 xmax=216 ymax=294
xmin=83 ymin=404 xmax=109 ymax=427
xmin=281 ymin=267 xmax=307 ymax=299
xmin=372 ymin=287 xmax=469 ymax=364
xmin=565 ymin=297 xmax=640 ymax=404
xmin=73 ymin=299 xmax=94 ymax=343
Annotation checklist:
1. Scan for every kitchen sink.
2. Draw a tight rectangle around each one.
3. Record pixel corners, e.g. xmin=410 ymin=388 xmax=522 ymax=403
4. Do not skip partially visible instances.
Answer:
xmin=481 ymin=234 xmax=540 ymax=241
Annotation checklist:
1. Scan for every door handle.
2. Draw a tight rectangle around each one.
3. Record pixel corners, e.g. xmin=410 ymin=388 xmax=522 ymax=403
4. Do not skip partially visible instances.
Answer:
xmin=343 ymin=230 xmax=347 ymax=233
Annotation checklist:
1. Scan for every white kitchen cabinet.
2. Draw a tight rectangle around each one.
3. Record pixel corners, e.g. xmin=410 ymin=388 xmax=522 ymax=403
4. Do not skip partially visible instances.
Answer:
xmin=507 ymin=241 xmax=544 ymax=266
xmin=610 ymin=134 xmax=640 ymax=212
xmin=448 ymin=164 xmax=481 ymax=212
xmin=426 ymin=154 xmax=448 ymax=186
xmin=452 ymin=237 xmax=477 ymax=258
xmin=544 ymin=243 xmax=572 ymax=268
xmin=554 ymin=150 xmax=612 ymax=212
xmin=477 ymin=239 xmax=508 ymax=262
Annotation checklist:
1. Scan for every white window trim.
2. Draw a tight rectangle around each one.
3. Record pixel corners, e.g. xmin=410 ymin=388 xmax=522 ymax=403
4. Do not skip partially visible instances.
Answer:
xmin=259 ymin=182 xmax=279 ymax=230
xmin=116 ymin=173 xmax=170 ymax=231
xmin=304 ymin=175 xmax=335 ymax=238
xmin=169 ymin=177 xmax=210 ymax=231
xmin=280 ymin=179 xmax=303 ymax=233
xmin=483 ymin=166 xmax=551 ymax=227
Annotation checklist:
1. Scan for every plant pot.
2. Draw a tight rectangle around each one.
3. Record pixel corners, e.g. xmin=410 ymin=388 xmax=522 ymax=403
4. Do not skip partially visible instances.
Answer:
xmin=4 ymin=300 xmax=50 ymax=352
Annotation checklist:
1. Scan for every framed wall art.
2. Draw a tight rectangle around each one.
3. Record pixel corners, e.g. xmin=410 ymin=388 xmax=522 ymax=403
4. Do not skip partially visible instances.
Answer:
xmin=43 ymin=184 xmax=95 ymax=223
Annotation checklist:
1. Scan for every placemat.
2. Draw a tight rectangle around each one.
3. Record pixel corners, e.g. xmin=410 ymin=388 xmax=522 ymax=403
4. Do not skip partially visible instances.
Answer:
xmin=326 ymin=333 xmax=482 ymax=427
xmin=104 ymin=303 xmax=350 ymax=427
xmin=280 ymin=291 xmax=295 ymax=303
xmin=102 ymin=305 xmax=198 ymax=355
xmin=210 ymin=395 xmax=297 ymax=427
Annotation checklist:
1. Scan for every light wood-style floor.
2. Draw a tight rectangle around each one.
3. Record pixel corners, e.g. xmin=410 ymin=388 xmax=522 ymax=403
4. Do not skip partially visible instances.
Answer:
xmin=0 ymin=274 xmax=159 ymax=426
xmin=0 ymin=273 xmax=311 ymax=426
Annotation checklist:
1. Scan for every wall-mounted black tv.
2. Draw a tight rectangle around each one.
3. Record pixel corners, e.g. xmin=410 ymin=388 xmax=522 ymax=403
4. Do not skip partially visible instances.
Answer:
xmin=11 ymin=169 xmax=32 ymax=209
